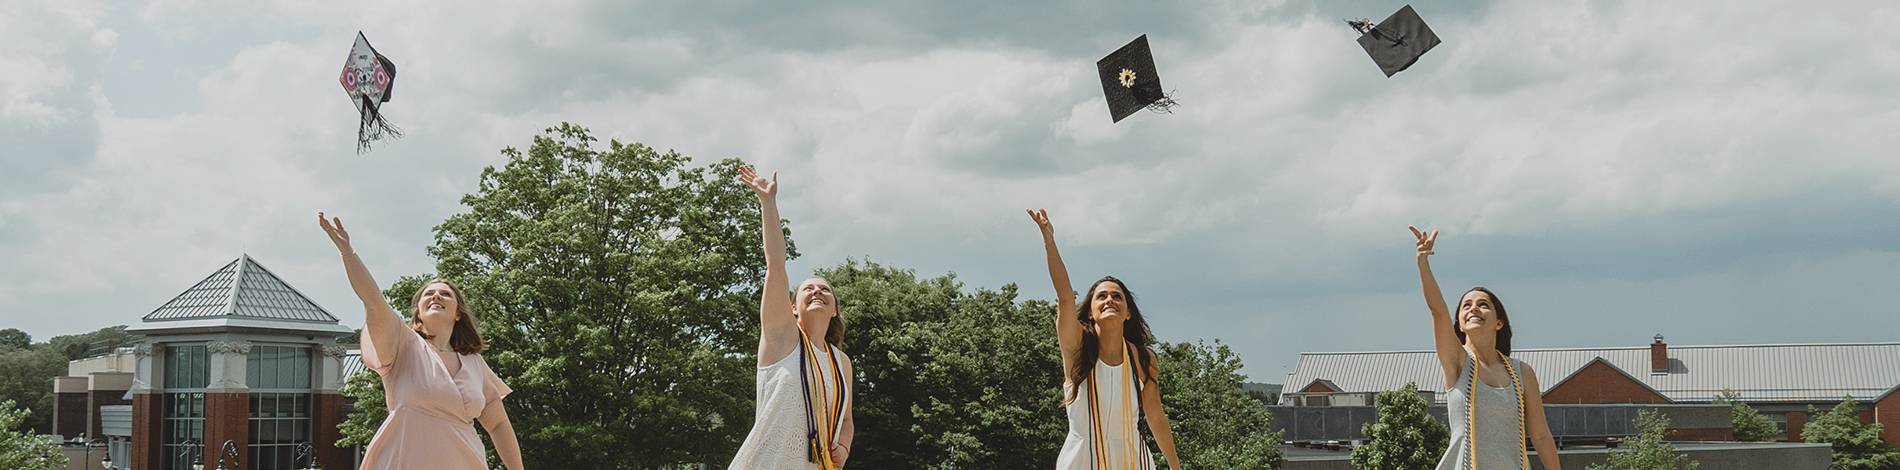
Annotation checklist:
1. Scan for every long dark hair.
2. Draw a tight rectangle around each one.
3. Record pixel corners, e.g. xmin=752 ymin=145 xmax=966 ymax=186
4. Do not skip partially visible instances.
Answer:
xmin=1063 ymin=276 xmax=1157 ymax=406
xmin=408 ymin=279 xmax=485 ymax=355
xmin=801 ymin=276 xmax=845 ymax=348
xmin=1452 ymin=286 xmax=1512 ymax=356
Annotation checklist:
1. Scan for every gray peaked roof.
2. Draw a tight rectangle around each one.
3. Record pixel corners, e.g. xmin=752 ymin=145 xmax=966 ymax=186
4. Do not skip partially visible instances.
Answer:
xmin=1283 ymin=342 xmax=1900 ymax=404
xmin=131 ymin=255 xmax=353 ymax=336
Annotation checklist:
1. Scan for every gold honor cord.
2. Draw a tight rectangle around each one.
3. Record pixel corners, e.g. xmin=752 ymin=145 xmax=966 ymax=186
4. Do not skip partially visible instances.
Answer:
xmin=798 ymin=327 xmax=847 ymax=470
xmin=1087 ymin=344 xmax=1154 ymax=470
xmin=1464 ymin=352 xmax=1530 ymax=470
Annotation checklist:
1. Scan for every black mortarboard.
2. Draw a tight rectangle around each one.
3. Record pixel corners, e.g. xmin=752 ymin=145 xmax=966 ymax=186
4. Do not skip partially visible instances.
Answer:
xmin=1097 ymin=35 xmax=1176 ymax=123
xmin=339 ymin=31 xmax=402 ymax=153
xmin=1350 ymin=5 xmax=1442 ymax=77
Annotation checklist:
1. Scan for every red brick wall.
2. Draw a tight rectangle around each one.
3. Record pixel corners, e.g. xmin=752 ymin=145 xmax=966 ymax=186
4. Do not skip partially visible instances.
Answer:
xmin=313 ymin=393 xmax=349 ymax=469
xmin=1786 ymin=411 xmax=1807 ymax=443
xmin=203 ymin=392 xmax=249 ymax=470
xmin=54 ymin=392 xmax=89 ymax=439
xmin=1539 ymin=360 xmax=1670 ymax=404
xmin=1878 ymin=392 xmax=1900 ymax=448
xmin=132 ymin=393 xmax=162 ymax=470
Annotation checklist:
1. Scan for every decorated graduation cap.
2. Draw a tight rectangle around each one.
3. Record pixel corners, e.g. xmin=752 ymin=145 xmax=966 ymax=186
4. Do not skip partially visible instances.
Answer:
xmin=1096 ymin=35 xmax=1177 ymax=123
xmin=1347 ymin=5 xmax=1442 ymax=77
xmin=339 ymin=31 xmax=402 ymax=153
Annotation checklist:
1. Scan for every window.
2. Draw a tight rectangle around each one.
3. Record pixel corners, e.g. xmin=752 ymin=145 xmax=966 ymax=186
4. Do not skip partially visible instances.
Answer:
xmin=248 ymin=393 xmax=311 ymax=470
xmin=163 ymin=344 xmax=208 ymax=470
xmin=247 ymin=345 xmax=313 ymax=470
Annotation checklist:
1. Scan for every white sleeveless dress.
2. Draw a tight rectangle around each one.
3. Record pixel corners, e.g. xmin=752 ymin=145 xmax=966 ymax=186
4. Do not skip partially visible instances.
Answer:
xmin=1056 ymin=357 xmax=1157 ymax=470
xmin=729 ymin=344 xmax=850 ymax=470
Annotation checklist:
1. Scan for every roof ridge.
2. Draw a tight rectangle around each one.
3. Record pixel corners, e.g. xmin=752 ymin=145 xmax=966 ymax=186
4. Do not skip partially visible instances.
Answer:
xmin=142 ymin=255 xmax=338 ymax=324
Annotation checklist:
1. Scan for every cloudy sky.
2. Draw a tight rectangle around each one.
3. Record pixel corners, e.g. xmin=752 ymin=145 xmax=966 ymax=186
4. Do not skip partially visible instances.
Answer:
xmin=3 ymin=0 xmax=1897 ymax=381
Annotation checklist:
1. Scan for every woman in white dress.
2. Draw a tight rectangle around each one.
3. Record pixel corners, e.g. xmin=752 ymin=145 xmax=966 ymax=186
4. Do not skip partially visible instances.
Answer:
xmin=1029 ymin=208 xmax=1181 ymax=470
xmin=1411 ymin=226 xmax=1560 ymax=470
xmin=729 ymin=167 xmax=855 ymax=470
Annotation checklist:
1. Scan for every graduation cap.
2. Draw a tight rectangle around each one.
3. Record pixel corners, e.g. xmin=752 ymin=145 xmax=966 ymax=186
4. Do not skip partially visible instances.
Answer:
xmin=1348 ymin=5 xmax=1442 ymax=77
xmin=1096 ymin=35 xmax=1177 ymax=123
xmin=339 ymin=31 xmax=402 ymax=153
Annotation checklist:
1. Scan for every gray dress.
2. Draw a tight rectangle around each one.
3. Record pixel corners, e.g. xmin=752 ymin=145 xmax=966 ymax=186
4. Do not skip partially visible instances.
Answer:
xmin=1435 ymin=356 xmax=1528 ymax=470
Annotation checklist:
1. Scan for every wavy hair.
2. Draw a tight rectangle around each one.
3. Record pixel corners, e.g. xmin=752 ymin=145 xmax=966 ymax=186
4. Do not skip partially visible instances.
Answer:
xmin=408 ymin=279 xmax=484 ymax=355
xmin=1063 ymin=276 xmax=1157 ymax=406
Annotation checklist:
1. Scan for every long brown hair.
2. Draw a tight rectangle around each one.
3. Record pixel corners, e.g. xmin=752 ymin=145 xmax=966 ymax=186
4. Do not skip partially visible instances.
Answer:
xmin=409 ymin=279 xmax=484 ymax=355
xmin=1453 ymin=286 xmax=1512 ymax=356
xmin=1063 ymin=276 xmax=1156 ymax=406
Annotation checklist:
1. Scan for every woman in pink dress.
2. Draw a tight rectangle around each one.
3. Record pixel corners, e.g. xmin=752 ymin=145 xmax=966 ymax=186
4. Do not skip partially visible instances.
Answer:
xmin=320 ymin=212 xmax=526 ymax=470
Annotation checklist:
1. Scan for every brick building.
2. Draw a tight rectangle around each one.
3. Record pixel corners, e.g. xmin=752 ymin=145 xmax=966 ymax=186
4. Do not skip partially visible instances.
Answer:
xmin=90 ymin=255 xmax=357 ymax=470
xmin=1282 ymin=336 xmax=1900 ymax=445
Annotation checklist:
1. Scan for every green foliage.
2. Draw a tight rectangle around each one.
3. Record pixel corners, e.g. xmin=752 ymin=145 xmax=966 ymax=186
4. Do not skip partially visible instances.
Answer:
xmin=1712 ymin=389 xmax=1777 ymax=442
xmin=336 ymin=370 xmax=386 ymax=449
xmin=1154 ymin=340 xmax=1285 ymax=469
xmin=0 ymin=347 xmax=66 ymax=433
xmin=414 ymin=123 xmax=778 ymax=468
xmin=45 ymin=326 xmax=141 ymax=361
xmin=822 ymin=259 xmax=1066 ymax=470
xmin=1802 ymin=397 xmax=1900 ymax=470
xmin=1352 ymin=382 xmax=1448 ymax=470
xmin=1587 ymin=409 xmax=1699 ymax=470
xmin=0 ymin=400 xmax=66 ymax=469
xmin=0 ymin=330 xmax=28 ymax=353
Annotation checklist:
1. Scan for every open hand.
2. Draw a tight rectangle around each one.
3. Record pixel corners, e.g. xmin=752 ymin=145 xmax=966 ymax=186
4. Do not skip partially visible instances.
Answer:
xmin=318 ymin=212 xmax=353 ymax=254
xmin=1026 ymin=208 xmax=1054 ymax=237
xmin=1409 ymin=225 xmax=1437 ymax=258
xmin=736 ymin=166 xmax=777 ymax=200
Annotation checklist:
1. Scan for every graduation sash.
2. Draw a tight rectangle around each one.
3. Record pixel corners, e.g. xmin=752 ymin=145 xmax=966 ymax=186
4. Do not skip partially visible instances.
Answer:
xmin=798 ymin=327 xmax=847 ymax=470
xmin=1465 ymin=351 xmax=1530 ymax=470
xmin=1087 ymin=343 xmax=1153 ymax=470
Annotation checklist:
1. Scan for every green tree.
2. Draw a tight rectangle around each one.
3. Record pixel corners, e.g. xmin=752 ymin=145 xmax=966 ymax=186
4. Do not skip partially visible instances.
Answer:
xmin=1351 ymin=382 xmax=1448 ymax=470
xmin=336 ymin=370 xmax=385 ymax=448
xmin=1712 ymin=389 xmax=1776 ymax=442
xmin=820 ymin=259 xmax=1066 ymax=470
xmin=0 ymin=400 xmax=65 ymax=469
xmin=1802 ymin=397 xmax=1900 ymax=470
xmin=1587 ymin=409 xmax=1699 ymax=470
xmin=0 ymin=330 xmax=28 ymax=353
xmin=412 ymin=123 xmax=777 ymax=468
xmin=1155 ymin=340 xmax=1285 ymax=469
xmin=0 ymin=347 xmax=66 ymax=433
xmin=46 ymin=326 xmax=141 ymax=361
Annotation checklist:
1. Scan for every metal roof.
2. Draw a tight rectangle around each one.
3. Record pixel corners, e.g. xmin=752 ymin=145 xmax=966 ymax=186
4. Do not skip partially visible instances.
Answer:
xmin=1282 ymin=342 xmax=1900 ymax=403
xmin=143 ymin=255 xmax=339 ymax=323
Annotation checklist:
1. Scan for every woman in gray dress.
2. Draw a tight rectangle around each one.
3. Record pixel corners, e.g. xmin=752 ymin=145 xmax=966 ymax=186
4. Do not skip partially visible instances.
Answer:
xmin=1411 ymin=226 xmax=1560 ymax=470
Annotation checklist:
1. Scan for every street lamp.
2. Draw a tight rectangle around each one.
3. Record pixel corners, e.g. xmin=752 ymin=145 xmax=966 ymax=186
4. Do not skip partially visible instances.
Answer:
xmin=84 ymin=437 xmax=105 ymax=470
xmin=179 ymin=439 xmax=204 ymax=470
xmin=295 ymin=442 xmax=322 ymax=470
xmin=212 ymin=440 xmax=239 ymax=470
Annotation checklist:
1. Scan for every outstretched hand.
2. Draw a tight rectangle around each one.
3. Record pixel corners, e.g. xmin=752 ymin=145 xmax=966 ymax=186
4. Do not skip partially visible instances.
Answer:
xmin=318 ymin=212 xmax=353 ymax=254
xmin=1026 ymin=208 xmax=1054 ymax=237
xmin=736 ymin=166 xmax=777 ymax=200
xmin=1409 ymin=225 xmax=1437 ymax=258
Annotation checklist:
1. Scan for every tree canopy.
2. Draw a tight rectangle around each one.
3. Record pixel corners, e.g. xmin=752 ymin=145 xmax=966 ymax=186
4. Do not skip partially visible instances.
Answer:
xmin=1351 ymin=382 xmax=1447 ymax=470
xmin=1803 ymin=397 xmax=1900 ymax=470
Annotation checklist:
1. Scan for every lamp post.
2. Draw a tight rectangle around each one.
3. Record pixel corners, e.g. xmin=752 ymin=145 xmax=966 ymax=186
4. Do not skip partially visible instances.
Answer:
xmin=84 ymin=437 xmax=105 ymax=470
xmin=178 ymin=439 xmax=204 ymax=470
xmin=211 ymin=440 xmax=239 ymax=470
xmin=295 ymin=442 xmax=322 ymax=470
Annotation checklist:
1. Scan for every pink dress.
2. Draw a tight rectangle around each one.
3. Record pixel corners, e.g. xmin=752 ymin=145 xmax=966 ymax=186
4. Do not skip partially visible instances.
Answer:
xmin=360 ymin=328 xmax=512 ymax=470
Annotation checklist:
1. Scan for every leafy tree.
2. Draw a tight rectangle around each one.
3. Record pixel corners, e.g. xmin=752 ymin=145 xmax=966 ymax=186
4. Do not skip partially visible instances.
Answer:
xmin=1155 ymin=339 xmax=1285 ymax=469
xmin=336 ymin=370 xmax=385 ymax=448
xmin=1712 ymin=389 xmax=1777 ymax=442
xmin=411 ymin=123 xmax=778 ymax=468
xmin=1803 ymin=397 xmax=1900 ymax=470
xmin=0 ymin=330 xmax=28 ymax=353
xmin=0 ymin=400 xmax=65 ymax=469
xmin=1587 ymin=409 xmax=1699 ymax=470
xmin=1352 ymin=382 xmax=1448 ymax=470
xmin=45 ymin=326 xmax=141 ymax=361
xmin=0 ymin=347 xmax=66 ymax=433
xmin=821 ymin=259 xmax=1066 ymax=470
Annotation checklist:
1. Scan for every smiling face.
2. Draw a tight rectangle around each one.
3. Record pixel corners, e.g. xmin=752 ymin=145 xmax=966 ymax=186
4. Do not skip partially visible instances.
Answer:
xmin=1087 ymin=281 xmax=1130 ymax=325
xmin=1456 ymin=290 xmax=1503 ymax=337
xmin=792 ymin=277 xmax=835 ymax=321
xmin=414 ymin=281 xmax=462 ymax=327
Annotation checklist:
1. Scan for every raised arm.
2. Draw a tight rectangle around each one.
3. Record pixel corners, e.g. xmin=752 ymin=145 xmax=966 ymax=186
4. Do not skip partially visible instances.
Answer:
xmin=1412 ymin=226 xmax=1464 ymax=389
xmin=318 ymin=212 xmax=407 ymax=365
xmin=741 ymin=167 xmax=798 ymax=366
xmin=1028 ymin=208 xmax=1082 ymax=378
